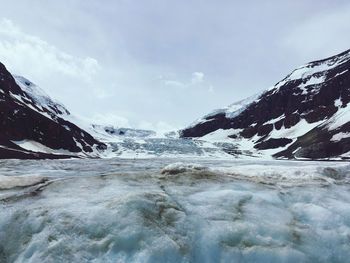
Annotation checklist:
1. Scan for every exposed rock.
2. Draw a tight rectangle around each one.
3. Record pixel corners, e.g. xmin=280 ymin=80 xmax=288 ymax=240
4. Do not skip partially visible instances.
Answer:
xmin=254 ymin=138 xmax=293 ymax=150
xmin=0 ymin=62 xmax=106 ymax=159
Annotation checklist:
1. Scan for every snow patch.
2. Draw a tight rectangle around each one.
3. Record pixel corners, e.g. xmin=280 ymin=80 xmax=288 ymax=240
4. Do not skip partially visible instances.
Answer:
xmin=326 ymin=105 xmax=350 ymax=130
xmin=269 ymin=119 xmax=324 ymax=139
xmin=334 ymin=98 xmax=342 ymax=108
xmin=331 ymin=132 xmax=350 ymax=142
xmin=201 ymin=128 xmax=240 ymax=142
xmin=11 ymin=140 xmax=73 ymax=155
xmin=333 ymin=69 xmax=349 ymax=78
xmin=298 ymin=75 xmax=326 ymax=95
xmin=264 ymin=114 xmax=285 ymax=125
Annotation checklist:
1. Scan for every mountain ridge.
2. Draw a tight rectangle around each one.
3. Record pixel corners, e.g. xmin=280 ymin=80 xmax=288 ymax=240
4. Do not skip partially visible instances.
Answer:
xmin=181 ymin=49 xmax=350 ymax=160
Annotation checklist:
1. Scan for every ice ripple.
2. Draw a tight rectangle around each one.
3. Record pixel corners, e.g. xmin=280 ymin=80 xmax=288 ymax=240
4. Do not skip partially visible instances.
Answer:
xmin=0 ymin=159 xmax=350 ymax=262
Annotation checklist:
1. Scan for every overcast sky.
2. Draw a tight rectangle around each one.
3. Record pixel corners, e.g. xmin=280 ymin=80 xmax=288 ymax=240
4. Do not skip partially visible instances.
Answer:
xmin=1 ymin=1 xmax=350 ymax=131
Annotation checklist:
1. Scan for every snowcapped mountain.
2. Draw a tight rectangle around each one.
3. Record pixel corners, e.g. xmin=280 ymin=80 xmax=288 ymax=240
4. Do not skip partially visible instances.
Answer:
xmin=0 ymin=63 xmax=235 ymax=160
xmin=4 ymin=47 xmax=350 ymax=160
xmin=0 ymin=62 xmax=106 ymax=159
xmin=181 ymin=49 xmax=350 ymax=160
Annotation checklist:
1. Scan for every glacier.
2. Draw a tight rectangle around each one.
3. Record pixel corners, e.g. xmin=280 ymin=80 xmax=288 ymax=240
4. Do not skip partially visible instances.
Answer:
xmin=0 ymin=158 xmax=350 ymax=263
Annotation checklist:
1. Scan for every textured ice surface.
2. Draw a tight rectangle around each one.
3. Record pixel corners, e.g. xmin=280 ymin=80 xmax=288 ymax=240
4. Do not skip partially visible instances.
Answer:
xmin=0 ymin=158 xmax=350 ymax=263
xmin=0 ymin=174 xmax=47 ymax=190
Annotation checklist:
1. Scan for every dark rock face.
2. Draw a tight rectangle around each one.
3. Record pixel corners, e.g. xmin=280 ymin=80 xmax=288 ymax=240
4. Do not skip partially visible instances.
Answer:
xmin=274 ymin=121 xmax=350 ymax=159
xmin=254 ymin=138 xmax=293 ymax=150
xmin=181 ymin=113 xmax=232 ymax=138
xmin=181 ymin=49 xmax=350 ymax=159
xmin=0 ymin=62 xmax=106 ymax=159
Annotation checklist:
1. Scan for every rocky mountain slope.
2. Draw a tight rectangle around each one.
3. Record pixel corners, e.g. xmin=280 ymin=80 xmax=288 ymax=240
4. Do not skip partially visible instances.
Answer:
xmin=181 ymin=49 xmax=350 ymax=160
xmin=0 ymin=62 xmax=106 ymax=159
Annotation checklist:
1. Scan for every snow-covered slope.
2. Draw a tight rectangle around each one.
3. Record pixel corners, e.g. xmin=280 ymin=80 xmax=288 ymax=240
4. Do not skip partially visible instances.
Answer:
xmin=13 ymin=75 xmax=70 ymax=119
xmin=0 ymin=62 xmax=106 ymax=159
xmin=188 ymin=93 xmax=262 ymax=130
xmin=181 ymin=49 xmax=350 ymax=160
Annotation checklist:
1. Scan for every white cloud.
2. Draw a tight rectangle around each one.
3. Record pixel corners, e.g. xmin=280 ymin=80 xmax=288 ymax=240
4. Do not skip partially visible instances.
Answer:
xmin=162 ymin=71 xmax=205 ymax=89
xmin=191 ymin=72 xmax=204 ymax=84
xmin=0 ymin=18 xmax=100 ymax=82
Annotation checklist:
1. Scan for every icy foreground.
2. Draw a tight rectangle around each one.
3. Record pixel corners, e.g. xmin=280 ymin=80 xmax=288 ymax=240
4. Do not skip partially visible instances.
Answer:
xmin=0 ymin=159 xmax=350 ymax=263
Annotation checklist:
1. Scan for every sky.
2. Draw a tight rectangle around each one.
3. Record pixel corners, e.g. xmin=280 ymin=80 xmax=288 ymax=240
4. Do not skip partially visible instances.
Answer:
xmin=1 ymin=0 xmax=350 ymax=132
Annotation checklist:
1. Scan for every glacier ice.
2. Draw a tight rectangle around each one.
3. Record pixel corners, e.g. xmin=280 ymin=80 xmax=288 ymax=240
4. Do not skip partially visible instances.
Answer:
xmin=0 ymin=158 xmax=350 ymax=263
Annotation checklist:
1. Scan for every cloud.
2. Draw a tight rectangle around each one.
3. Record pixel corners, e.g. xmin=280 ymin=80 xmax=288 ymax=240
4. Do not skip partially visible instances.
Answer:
xmin=0 ymin=18 xmax=100 ymax=82
xmin=162 ymin=71 xmax=205 ymax=89
xmin=191 ymin=72 xmax=204 ymax=84
xmin=1 ymin=1 xmax=349 ymax=131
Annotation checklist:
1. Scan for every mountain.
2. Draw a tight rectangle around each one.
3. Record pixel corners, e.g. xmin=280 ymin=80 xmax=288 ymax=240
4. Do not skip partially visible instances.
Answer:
xmin=181 ymin=49 xmax=350 ymax=160
xmin=0 ymin=62 xmax=106 ymax=159
xmin=0 ymin=61 xmax=234 ymax=160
